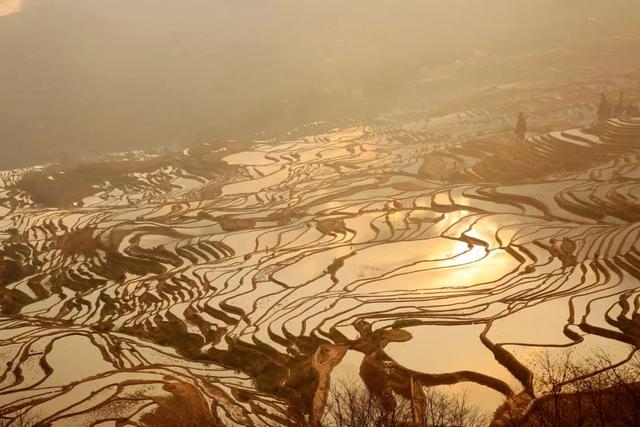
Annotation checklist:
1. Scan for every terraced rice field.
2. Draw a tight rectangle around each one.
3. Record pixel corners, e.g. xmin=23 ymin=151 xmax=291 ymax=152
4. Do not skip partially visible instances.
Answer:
xmin=0 ymin=113 xmax=640 ymax=425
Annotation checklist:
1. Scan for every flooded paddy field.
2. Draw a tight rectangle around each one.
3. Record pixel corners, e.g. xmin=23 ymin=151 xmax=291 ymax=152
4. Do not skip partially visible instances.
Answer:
xmin=1 ymin=80 xmax=640 ymax=426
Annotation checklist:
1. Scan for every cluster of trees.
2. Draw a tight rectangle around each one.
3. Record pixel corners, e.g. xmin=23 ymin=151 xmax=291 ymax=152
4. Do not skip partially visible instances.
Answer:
xmin=309 ymin=351 xmax=640 ymax=427
xmin=514 ymin=90 xmax=639 ymax=140
xmin=310 ymin=379 xmax=486 ymax=427
xmin=496 ymin=351 xmax=640 ymax=427
xmin=597 ymin=92 xmax=639 ymax=122
xmin=544 ymin=352 xmax=640 ymax=424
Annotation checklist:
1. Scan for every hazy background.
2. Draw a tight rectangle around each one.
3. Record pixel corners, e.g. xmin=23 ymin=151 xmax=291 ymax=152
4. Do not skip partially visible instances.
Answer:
xmin=1 ymin=0 xmax=639 ymax=168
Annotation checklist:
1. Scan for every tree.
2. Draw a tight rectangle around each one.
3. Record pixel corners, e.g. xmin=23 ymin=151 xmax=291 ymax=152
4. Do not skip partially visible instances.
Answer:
xmin=613 ymin=91 xmax=625 ymax=117
xmin=597 ymin=93 xmax=612 ymax=122
xmin=0 ymin=406 xmax=37 ymax=427
xmin=321 ymin=379 xmax=411 ymax=427
xmin=316 ymin=378 xmax=486 ymax=427
xmin=515 ymin=112 xmax=527 ymax=139
xmin=421 ymin=388 xmax=487 ymax=427
xmin=494 ymin=351 xmax=640 ymax=426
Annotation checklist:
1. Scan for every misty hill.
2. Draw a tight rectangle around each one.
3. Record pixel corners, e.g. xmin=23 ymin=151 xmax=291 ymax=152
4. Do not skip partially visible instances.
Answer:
xmin=1 ymin=0 xmax=639 ymax=168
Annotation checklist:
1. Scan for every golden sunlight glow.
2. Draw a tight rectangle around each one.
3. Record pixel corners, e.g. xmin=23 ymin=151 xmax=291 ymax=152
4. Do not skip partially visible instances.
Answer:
xmin=0 ymin=0 xmax=21 ymax=17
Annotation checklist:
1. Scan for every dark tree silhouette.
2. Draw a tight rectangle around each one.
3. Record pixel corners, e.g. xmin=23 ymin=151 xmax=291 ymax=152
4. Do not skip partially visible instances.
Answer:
xmin=0 ymin=407 xmax=36 ymax=427
xmin=320 ymin=379 xmax=411 ymax=427
xmin=597 ymin=93 xmax=612 ymax=122
xmin=515 ymin=112 xmax=527 ymax=139
xmin=494 ymin=351 xmax=640 ymax=427
xmin=313 ymin=378 xmax=486 ymax=427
